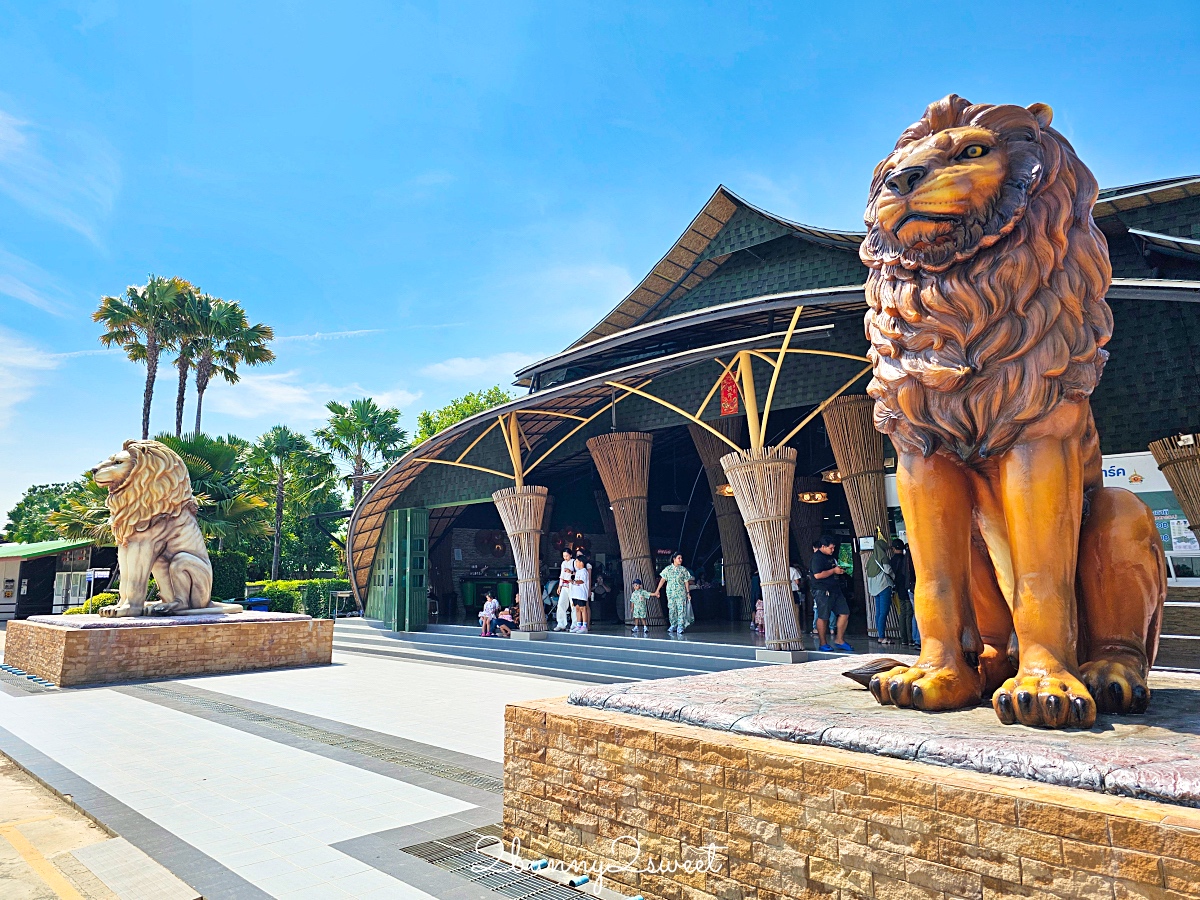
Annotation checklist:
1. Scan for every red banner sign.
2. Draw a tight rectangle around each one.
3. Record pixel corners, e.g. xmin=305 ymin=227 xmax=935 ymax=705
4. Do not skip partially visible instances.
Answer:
xmin=719 ymin=371 xmax=739 ymax=416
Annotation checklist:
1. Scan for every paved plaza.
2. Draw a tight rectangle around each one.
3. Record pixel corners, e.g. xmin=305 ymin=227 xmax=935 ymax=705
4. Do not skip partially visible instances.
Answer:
xmin=0 ymin=643 xmax=583 ymax=899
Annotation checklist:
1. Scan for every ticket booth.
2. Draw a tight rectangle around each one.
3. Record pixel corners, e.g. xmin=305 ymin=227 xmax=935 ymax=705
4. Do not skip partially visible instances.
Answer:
xmin=0 ymin=539 xmax=104 ymax=620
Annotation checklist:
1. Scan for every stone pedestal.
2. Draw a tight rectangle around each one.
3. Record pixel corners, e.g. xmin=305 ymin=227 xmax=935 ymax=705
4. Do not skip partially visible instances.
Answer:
xmin=3 ymin=612 xmax=333 ymax=686
xmin=505 ymin=662 xmax=1200 ymax=900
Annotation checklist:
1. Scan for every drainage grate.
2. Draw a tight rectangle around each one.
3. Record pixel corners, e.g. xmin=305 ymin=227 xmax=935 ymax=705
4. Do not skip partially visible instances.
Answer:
xmin=133 ymin=685 xmax=503 ymax=793
xmin=400 ymin=828 xmax=609 ymax=900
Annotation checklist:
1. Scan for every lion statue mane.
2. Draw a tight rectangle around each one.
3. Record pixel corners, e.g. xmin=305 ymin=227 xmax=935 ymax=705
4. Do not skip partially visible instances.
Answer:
xmin=858 ymin=95 xmax=1164 ymax=730
xmin=861 ymin=93 xmax=1113 ymax=461
xmin=91 ymin=439 xmax=243 ymax=617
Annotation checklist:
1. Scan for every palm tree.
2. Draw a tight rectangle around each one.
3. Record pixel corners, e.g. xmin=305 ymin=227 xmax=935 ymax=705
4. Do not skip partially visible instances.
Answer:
xmin=314 ymin=398 xmax=410 ymax=506
xmin=169 ymin=291 xmax=206 ymax=437
xmin=245 ymin=426 xmax=336 ymax=580
xmin=93 ymin=275 xmax=191 ymax=439
xmin=48 ymin=478 xmax=113 ymax=545
xmin=49 ymin=434 xmax=272 ymax=550
xmin=192 ymin=297 xmax=276 ymax=434
xmin=154 ymin=432 xmax=270 ymax=547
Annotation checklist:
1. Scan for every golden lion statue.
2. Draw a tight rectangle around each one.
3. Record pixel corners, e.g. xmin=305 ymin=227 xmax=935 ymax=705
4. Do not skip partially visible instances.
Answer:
xmin=860 ymin=95 xmax=1165 ymax=729
xmin=91 ymin=440 xmax=243 ymax=617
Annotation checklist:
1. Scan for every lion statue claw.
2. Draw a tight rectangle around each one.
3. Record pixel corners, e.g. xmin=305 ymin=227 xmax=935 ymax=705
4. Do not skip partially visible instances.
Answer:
xmin=90 ymin=440 xmax=244 ymax=618
xmin=861 ymin=95 xmax=1166 ymax=729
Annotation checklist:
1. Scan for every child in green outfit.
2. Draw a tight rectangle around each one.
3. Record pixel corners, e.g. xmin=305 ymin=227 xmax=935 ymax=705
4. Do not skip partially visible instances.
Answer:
xmin=628 ymin=578 xmax=651 ymax=635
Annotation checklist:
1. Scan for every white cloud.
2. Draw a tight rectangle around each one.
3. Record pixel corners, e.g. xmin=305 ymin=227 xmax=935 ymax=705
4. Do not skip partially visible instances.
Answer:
xmin=419 ymin=351 xmax=539 ymax=384
xmin=0 ymin=109 xmax=120 ymax=244
xmin=205 ymin=370 xmax=421 ymax=423
xmin=275 ymin=329 xmax=383 ymax=343
xmin=0 ymin=247 xmax=74 ymax=315
xmin=0 ymin=330 xmax=60 ymax=432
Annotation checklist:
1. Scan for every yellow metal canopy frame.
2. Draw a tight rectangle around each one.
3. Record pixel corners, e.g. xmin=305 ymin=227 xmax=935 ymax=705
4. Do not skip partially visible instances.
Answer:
xmin=608 ymin=306 xmax=871 ymax=453
xmin=408 ymin=306 xmax=871 ymax=485
xmin=407 ymin=381 xmax=651 ymax=488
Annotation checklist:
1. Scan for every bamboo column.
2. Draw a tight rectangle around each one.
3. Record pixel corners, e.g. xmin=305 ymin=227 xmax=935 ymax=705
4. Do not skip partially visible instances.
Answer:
xmin=689 ymin=419 xmax=755 ymax=619
xmin=1149 ymin=434 xmax=1200 ymax=545
xmin=720 ymin=445 xmax=804 ymax=651
xmin=791 ymin=475 xmax=825 ymax=564
xmin=822 ymin=394 xmax=891 ymax=637
xmin=594 ymin=489 xmax=618 ymax=537
xmin=492 ymin=484 xmax=549 ymax=632
xmin=587 ymin=432 xmax=665 ymax=625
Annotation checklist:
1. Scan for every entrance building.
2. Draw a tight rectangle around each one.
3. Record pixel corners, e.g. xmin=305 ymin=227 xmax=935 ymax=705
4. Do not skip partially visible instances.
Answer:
xmin=0 ymin=539 xmax=116 ymax=620
xmin=348 ymin=180 xmax=1200 ymax=665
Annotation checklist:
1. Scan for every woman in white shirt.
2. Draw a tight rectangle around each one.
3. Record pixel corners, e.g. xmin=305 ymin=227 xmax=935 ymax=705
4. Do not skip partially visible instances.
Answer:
xmin=555 ymin=550 xmax=576 ymax=631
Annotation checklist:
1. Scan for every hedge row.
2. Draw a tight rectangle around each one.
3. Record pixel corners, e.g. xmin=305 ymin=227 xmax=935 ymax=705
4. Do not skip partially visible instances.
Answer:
xmin=249 ymin=579 xmax=352 ymax=618
xmin=62 ymin=592 xmax=119 ymax=615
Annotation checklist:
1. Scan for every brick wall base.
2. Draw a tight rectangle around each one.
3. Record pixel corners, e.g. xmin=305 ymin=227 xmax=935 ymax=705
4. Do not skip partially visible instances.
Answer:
xmin=504 ymin=697 xmax=1200 ymax=900
xmin=4 ymin=618 xmax=333 ymax=686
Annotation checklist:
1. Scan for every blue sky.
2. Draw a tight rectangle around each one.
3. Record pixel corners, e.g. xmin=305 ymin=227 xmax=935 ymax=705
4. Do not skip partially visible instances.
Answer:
xmin=2 ymin=1 xmax=1198 ymax=517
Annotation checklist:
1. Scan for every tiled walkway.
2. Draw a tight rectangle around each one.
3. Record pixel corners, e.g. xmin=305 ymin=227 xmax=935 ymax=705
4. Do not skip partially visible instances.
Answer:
xmin=0 ymin=651 xmax=582 ymax=899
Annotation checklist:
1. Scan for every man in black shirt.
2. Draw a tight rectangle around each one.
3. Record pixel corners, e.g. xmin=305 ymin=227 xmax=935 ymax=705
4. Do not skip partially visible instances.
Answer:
xmin=810 ymin=535 xmax=852 ymax=652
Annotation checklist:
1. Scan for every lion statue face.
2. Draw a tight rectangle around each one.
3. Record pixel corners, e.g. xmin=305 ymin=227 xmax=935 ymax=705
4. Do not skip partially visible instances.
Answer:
xmin=91 ymin=440 xmax=197 ymax=543
xmin=862 ymin=96 xmax=1054 ymax=273
xmin=860 ymin=94 xmax=1113 ymax=461
xmin=91 ymin=449 xmax=136 ymax=491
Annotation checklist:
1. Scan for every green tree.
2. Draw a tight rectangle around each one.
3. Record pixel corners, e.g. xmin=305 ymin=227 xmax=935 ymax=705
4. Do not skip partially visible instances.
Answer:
xmin=314 ymin=398 xmax=409 ymax=506
xmin=3 ymin=482 xmax=81 ymax=542
xmin=93 ymin=275 xmax=191 ymax=439
xmin=245 ymin=426 xmax=337 ymax=580
xmin=47 ymin=478 xmax=112 ymax=545
xmin=280 ymin=490 xmax=344 ymax=577
xmin=45 ymin=432 xmax=270 ymax=550
xmin=192 ymin=297 xmax=275 ymax=434
xmin=154 ymin=432 xmax=270 ymax=547
xmin=413 ymin=386 xmax=514 ymax=444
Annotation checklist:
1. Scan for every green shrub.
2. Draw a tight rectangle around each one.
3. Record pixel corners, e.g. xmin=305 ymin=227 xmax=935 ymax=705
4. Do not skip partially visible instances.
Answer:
xmin=301 ymin=579 xmax=352 ymax=619
xmin=258 ymin=584 xmax=303 ymax=613
xmin=246 ymin=579 xmax=355 ymax=617
xmin=64 ymin=592 xmax=120 ymax=615
xmin=210 ymin=551 xmax=248 ymax=603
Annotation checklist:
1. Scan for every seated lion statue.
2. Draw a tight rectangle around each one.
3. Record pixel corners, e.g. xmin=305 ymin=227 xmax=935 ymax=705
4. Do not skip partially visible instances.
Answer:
xmin=91 ymin=439 xmax=243 ymax=617
xmin=860 ymin=95 xmax=1166 ymax=729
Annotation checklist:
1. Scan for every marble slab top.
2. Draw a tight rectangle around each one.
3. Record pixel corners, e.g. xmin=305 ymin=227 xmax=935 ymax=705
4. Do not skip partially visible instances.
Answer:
xmin=569 ymin=656 xmax=1200 ymax=808
xmin=27 ymin=611 xmax=312 ymax=629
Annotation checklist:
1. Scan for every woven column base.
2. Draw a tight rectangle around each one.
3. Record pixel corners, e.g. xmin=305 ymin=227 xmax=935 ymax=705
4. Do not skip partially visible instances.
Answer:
xmin=721 ymin=445 xmax=803 ymax=652
xmin=493 ymin=485 xmax=549 ymax=632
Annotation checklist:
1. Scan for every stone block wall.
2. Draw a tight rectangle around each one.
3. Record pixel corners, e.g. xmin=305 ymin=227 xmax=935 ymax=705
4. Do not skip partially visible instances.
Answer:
xmin=5 ymin=618 xmax=333 ymax=686
xmin=504 ymin=697 xmax=1200 ymax=900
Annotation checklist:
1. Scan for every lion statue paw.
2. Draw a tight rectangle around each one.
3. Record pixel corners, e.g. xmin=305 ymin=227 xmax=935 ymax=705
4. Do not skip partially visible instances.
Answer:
xmin=993 ymin=672 xmax=1096 ymax=729
xmin=870 ymin=659 xmax=983 ymax=711
xmin=1080 ymin=657 xmax=1150 ymax=715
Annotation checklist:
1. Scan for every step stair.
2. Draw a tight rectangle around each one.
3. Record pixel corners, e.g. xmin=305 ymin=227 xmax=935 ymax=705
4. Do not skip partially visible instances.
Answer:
xmin=1159 ymin=586 xmax=1200 ymax=670
xmin=332 ymin=618 xmax=764 ymax=683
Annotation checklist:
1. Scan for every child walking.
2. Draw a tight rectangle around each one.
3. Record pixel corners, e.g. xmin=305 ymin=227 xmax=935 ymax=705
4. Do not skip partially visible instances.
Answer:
xmin=628 ymin=578 xmax=651 ymax=634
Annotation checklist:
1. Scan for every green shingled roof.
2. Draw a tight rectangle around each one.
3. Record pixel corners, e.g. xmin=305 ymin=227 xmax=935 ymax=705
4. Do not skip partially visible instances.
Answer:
xmin=0 ymin=538 xmax=94 ymax=560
